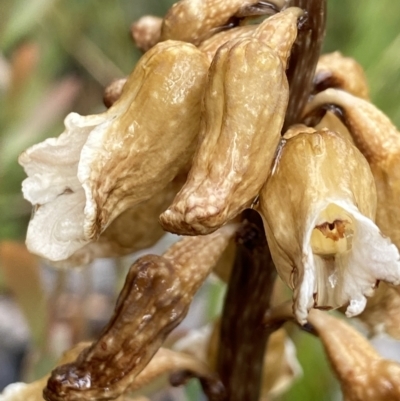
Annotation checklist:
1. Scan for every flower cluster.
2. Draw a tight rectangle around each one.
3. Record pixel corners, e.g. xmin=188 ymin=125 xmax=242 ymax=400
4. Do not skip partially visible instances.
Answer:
xmin=11 ymin=0 xmax=400 ymax=400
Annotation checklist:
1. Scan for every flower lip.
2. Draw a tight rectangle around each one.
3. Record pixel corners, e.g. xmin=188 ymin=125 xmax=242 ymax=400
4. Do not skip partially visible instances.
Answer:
xmin=297 ymin=200 xmax=400 ymax=323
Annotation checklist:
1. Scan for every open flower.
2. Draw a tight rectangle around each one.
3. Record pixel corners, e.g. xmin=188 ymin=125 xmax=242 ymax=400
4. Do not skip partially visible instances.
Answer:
xmin=305 ymin=87 xmax=400 ymax=250
xmin=258 ymin=128 xmax=400 ymax=324
xmin=19 ymin=41 xmax=209 ymax=262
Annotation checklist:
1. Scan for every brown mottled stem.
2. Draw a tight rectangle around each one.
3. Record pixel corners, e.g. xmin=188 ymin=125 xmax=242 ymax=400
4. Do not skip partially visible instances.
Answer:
xmin=216 ymin=211 xmax=278 ymax=401
xmin=283 ymin=0 xmax=327 ymax=130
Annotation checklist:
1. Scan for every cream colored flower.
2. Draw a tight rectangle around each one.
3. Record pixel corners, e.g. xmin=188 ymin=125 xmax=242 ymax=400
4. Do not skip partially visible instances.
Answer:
xmin=19 ymin=41 xmax=209 ymax=262
xmin=258 ymin=128 xmax=400 ymax=324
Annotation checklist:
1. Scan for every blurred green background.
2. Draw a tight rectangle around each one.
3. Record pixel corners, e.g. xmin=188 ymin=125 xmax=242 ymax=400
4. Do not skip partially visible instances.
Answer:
xmin=0 ymin=1 xmax=399 ymax=400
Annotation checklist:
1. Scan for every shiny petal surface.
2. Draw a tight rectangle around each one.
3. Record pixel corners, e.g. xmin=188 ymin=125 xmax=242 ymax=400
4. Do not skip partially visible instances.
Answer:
xmin=161 ymin=38 xmax=288 ymax=235
xmin=20 ymin=41 xmax=209 ymax=261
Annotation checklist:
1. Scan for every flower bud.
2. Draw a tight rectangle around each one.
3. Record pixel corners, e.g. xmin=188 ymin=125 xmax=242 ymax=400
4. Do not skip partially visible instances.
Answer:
xmin=160 ymin=0 xmax=277 ymax=45
xmin=258 ymin=128 xmax=400 ymax=324
xmin=313 ymin=51 xmax=370 ymax=99
xmin=308 ymin=309 xmax=400 ymax=401
xmin=130 ymin=16 xmax=162 ymax=52
xmin=199 ymin=7 xmax=303 ymax=66
xmin=161 ymin=37 xmax=288 ymax=235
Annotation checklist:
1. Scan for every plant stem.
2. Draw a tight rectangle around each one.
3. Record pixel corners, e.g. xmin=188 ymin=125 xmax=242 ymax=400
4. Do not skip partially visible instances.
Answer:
xmin=215 ymin=2 xmax=327 ymax=399
xmin=216 ymin=211 xmax=277 ymax=401
xmin=283 ymin=0 xmax=327 ymax=130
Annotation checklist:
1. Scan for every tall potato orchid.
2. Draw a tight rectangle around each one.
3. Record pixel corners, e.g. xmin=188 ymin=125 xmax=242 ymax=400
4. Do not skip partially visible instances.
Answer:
xmin=7 ymin=0 xmax=400 ymax=401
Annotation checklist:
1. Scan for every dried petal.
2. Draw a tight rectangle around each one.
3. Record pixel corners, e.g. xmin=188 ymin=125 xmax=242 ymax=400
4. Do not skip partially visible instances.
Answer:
xmin=258 ymin=129 xmax=400 ymax=324
xmin=0 ymin=344 xmax=211 ymax=401
xmin=305 ymin=88 xmax=400 ymax=249
xmin=308 ymin=309 xmax=400 ymax=401
xmin=313 ymin=52 xmax=370 ymax=99
xmin=161 ymin=37 xmax=288 ymax=235
xmin=126 ymin=347 xmax=215 ymax=394
xmin=44 ymin=225 xmax=238 ymax=401
xmin=160 ymin=0 xmax=277 ymax=45
xmin=261 ymin=328 xmax=302 ymax=399
xmin=130 ymin=16 xmax=162 ymax=52
xmin=19 ymin=41 xmax=209 ymax=262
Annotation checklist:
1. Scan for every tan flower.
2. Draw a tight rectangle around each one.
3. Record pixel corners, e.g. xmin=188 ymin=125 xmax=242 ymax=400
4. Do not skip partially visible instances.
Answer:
xmin=258 ymin=128 xmax=400 ymax=324
xmin=313 ymin=51 xmax=370 ymax=99
xmin=308 ymin=309 xmax=400 ymax=401
xmin=160 ymin=37 xmax=289 ymax=235
xmin=19 ymin=41 xmax=209 ymax=262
